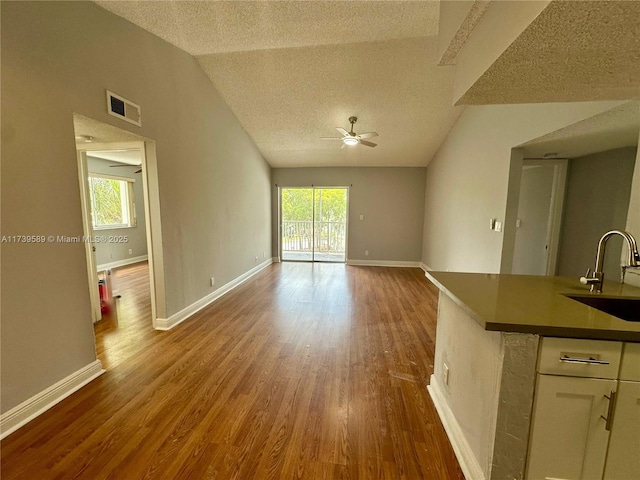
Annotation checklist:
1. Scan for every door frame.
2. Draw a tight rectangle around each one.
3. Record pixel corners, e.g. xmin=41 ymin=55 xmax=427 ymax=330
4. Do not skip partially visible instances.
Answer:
xmin=76 ymin=140 xmax=166 ymax=327
xmin=76 ymin=150 xmax=101 ymax=322
xmin=542 ymin=159 xmax=568 ymax=275
xmin=278 ymin=185 xmax=350 ymax=263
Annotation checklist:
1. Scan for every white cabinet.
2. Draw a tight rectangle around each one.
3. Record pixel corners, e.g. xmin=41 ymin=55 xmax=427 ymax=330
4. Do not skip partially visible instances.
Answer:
xmin=526 ymin=338 xmax=639 ymax=480
xmin=619 ymin=342 xmax=640 ymax=381
xmin=527 ymin=374 xmax=616 ymax=480
xmin=603 ymin=380 xmax=640 ymax=480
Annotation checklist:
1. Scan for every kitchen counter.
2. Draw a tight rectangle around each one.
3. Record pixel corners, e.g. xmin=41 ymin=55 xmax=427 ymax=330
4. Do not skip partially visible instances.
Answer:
xmin=426 ymin=272 xmax=640 ymax=342
xmin=425 ymin=272 xmax=640 ymax=479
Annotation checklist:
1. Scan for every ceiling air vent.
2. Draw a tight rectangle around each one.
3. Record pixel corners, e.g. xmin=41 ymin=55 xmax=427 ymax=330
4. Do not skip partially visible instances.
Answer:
xmin=106 ymin=90 xmax=141 ymax=126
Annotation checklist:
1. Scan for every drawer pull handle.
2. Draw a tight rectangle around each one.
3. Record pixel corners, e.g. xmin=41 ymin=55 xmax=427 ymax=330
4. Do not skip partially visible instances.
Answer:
xmin=559 ymin=355 xmax=610 ymax=365
xmin=600 ymin=390 xmax=617 ymax=431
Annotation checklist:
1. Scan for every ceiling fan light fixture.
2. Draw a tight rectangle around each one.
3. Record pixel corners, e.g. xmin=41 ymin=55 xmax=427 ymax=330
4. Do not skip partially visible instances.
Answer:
xmin=342 ymin=136 xmax=359 ymax=146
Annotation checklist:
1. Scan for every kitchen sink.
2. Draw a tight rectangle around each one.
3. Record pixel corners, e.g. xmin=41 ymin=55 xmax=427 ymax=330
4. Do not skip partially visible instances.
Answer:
xmin=565 ymin=295 xmax=640 ymax=322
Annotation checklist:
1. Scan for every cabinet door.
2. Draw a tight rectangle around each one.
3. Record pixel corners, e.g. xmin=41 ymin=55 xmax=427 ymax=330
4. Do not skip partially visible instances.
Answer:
xmin=603 ymin=381 xmax=640 ymax=480
xmin=527 ymin=375 xmax=616 ymax=480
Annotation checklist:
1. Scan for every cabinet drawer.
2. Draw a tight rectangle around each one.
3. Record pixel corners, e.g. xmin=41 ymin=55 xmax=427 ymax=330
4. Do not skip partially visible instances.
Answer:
xmin=538 ymin=337 xmax=622 ymax=379
xmin=620 ymin=343 xmax=640 ymax=381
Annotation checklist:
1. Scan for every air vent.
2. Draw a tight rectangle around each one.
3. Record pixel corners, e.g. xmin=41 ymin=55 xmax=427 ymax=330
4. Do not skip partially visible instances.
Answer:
xmin=106 ymin=90 xmax=141 ymax=126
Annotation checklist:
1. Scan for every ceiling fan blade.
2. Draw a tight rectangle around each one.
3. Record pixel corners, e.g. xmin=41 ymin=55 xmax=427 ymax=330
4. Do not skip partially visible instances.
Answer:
xmin=358 ymin=132 xmax=378 ymax=139
xmin=340 ymin=143 xmax=347 ymax=149
xmin=336 ymin=127 xmax=349 ymax=136
xmin=360 ymin=140 xmax=377 ymax=148
xmin=320 ymin=137 xmax=342 ymax=140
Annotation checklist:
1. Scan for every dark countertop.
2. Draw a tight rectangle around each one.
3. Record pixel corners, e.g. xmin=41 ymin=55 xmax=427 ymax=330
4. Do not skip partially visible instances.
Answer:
xmin=426 ymin=272 xmax=640 ymax=342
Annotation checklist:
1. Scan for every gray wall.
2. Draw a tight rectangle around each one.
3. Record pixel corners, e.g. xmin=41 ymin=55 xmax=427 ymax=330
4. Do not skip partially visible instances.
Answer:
xmin=272 ymin=168 xmax=426 ymax=262
xmin=1 ymin=2 xmax=271 ymax=413
xmin=87 ymin=156 xmax=148 ymax=267
xmin=624 ymin=130 xmax=640 ymax=288
xmin=421 ymin=101 xmax=624 ymax=273
xmin=557 ymin=147 xmax=637 ymax=280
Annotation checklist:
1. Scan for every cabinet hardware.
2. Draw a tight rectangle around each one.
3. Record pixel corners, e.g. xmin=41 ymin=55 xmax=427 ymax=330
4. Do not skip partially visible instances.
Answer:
xmin=600 ymin=390 xmax=617 ymax=431
xmin=559 ymin=355 xmax=609 ymax=365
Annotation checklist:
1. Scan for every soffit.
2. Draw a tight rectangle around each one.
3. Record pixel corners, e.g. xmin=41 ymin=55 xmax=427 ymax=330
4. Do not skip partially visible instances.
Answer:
xmin=458 ymin=1 xmax=640 ymax=104
xmin=521 ymin=101 xmax=639 ymax=159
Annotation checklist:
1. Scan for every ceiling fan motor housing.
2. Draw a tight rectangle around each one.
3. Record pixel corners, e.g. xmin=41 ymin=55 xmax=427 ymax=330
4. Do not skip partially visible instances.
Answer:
xmin=319 ymin=116 xmax=377 ymax=147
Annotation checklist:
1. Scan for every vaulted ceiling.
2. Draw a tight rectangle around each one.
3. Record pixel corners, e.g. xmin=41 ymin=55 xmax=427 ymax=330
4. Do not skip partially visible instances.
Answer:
xmin=95 ymin=1 xmax=640 ymax=168
xmin=95 ymin=1 xmax=462 ymax=167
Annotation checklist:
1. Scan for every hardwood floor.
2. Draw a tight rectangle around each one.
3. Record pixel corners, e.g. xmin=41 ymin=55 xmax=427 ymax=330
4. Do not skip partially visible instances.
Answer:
xmin=95 ymin=261 xmax=152 ymax=370
xmin=1 ymin=263 xmax=464 ymax=479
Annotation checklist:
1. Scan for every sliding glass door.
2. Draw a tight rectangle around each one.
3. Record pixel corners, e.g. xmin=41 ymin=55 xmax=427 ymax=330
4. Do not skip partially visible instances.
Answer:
xmin=281 ymin=188 xmax=314 ymax=262
xmin=281 ymin=187 xmax=348 ymax=263
xmin=313 ymin=188 xmax=347 ymax=262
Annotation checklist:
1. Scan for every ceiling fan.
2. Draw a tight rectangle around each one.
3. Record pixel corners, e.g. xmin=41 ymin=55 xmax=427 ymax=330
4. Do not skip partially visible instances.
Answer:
xmin=109 ymin=164 xmax=142 ymax=173
xmin=321 ymin=116 xmax=378 ymax=148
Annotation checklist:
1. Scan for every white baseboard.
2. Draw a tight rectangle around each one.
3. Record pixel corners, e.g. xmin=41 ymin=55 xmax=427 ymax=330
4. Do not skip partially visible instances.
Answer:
xmin=420 ymin=262 xmax=433 ymax=273
xmin=273 ymin=256 xmax=281 ymax=263
xmin=427 ymin=375 xmax=486 ymax=480
xmin=97 ymin=255 xmax=148 ymax=271
xmin=346 ymin=259 xmax=421 ymax=268
xmin=0 ymin=360 xmax=104 ymax=440
xmin=155 ymin=258 xmax=273 ymax=331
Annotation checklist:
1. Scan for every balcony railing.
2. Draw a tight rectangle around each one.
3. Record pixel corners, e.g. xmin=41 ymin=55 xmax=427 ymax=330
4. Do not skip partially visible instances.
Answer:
xmin=282 ymin=220 xmax=346 ymax=260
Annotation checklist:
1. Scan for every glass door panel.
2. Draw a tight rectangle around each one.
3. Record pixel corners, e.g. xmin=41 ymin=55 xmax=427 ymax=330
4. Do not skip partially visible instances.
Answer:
xmin=281 ymin=188 xmax=313 ymax=261
xmin=313 ymin=188 xmax=347 ymax=263
xmin=281 ymin=187 xmax=348 ymax=263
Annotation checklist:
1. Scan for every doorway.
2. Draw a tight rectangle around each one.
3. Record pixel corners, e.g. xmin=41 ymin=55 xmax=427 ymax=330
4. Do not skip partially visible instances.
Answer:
xmin=280 ymin=187 xmax=348 ymax=262
xmin=511 ymin=159 xmax=568 ymax=275
xmin=74 ymin=114 xmax=166 ymax=338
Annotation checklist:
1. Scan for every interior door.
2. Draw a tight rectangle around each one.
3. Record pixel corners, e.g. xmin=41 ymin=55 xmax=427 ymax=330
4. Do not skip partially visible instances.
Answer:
xmin=76 ymin=150 xmax=102 ymax=322
xmin=512 ymin=160 xmax=567 ymax=275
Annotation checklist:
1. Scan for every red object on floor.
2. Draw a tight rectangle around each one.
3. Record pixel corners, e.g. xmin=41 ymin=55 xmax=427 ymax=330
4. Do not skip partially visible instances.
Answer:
xmin=98 ymin=279 xmax=111 ymax=315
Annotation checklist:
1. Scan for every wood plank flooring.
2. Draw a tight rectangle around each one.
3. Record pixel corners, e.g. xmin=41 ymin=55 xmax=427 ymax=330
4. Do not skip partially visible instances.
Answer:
xmin=95 ymin=262 xmax=152 ymax=370
xmin=1 ymin=262 xmax=464 ymax=479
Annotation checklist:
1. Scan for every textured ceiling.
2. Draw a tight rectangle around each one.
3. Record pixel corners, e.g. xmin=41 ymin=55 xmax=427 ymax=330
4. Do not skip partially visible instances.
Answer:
xmin=87 ymin=150 xmax=142 ymax=165
xmin=458 ymin=1 xmax=640 ymax=104
xmin=521 ymin=101 xmax=639 ymax=159
xmin=95 ymin=1 xmax=461 ymax=167
xmin=95 ymin=1 xmax=440 ymax=55
xmin=198 ymin=36 xmax=461 ymax=167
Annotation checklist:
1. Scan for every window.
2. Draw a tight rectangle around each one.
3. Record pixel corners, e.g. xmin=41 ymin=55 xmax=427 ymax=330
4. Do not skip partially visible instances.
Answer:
xmin=88 ymin=174 xmax=136 ymax=229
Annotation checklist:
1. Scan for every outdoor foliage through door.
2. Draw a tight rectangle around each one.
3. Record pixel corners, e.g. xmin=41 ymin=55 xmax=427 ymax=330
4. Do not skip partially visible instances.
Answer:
xmin=281 ymin=187 xmax=347 ymax=262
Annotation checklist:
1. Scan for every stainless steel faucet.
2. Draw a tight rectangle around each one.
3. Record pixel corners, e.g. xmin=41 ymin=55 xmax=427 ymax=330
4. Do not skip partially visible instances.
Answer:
xmin=580 ymin=230 xmax=640 ymax=293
